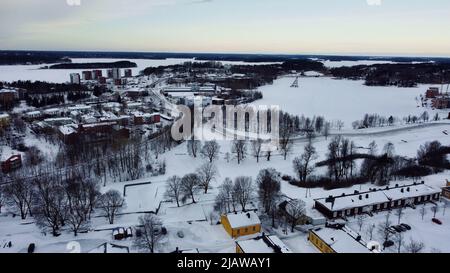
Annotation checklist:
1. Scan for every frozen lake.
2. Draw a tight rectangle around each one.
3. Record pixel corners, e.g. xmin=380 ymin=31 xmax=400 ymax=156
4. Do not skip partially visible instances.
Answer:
xmin=0 ymin=58 xmax=279 ymax=84
xmin=254 ymin=76 xmax=437 ymax=128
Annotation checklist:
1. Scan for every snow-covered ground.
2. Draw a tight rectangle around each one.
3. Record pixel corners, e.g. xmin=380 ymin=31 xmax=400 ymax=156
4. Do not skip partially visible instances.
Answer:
xmin=254 ymin=76 xmax=443 ymax=128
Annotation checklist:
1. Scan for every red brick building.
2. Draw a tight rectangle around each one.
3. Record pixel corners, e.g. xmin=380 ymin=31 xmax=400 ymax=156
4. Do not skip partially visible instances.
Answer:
xmin=432 ymin=97 xmax=450 ymax=109
xmin=426 ymin=87 xmax=440 ymax=99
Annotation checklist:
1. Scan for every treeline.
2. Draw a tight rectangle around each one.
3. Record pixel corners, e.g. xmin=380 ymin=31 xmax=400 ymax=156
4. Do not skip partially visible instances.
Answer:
xmin=48 ymin=61 xmax=137 ymax=69
xmin=5 ymin=81 xmax=89 ymax=94
xmin=288 ymin=137 xmax=450 ymax=190
xmin=26 ymin=94 xmax=65 ymax=108
xmin=352 ymin=111 xmax=439 ymax=129
xmin=0 ymin=51 xmax=70 ymax=65
xmin=331 ymin=63 xmax=450 ymax=87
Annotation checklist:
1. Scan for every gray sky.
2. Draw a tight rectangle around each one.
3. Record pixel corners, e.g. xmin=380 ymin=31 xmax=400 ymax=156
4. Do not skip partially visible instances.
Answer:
xmin=1 ymin=0 xmax=450 ymax=56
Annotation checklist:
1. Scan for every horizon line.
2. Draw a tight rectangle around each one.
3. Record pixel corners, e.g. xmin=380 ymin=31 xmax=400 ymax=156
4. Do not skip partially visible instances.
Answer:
xmin=2 ymin=49 xmax=450 ymax=60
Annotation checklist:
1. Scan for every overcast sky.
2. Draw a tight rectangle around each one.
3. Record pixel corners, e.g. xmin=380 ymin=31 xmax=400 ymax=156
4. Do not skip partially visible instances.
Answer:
xmin=1 ymin=0 xmax=450 ymax=56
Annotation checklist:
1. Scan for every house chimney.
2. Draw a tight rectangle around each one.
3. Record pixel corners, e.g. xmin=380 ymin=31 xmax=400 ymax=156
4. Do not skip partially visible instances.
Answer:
xmin=246 ymin=213 xmax=251 ymax=219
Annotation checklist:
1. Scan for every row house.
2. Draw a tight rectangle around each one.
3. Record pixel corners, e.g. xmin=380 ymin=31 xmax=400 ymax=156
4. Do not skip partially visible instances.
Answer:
xmin=314 ymin=182 xmax=441 ymax=219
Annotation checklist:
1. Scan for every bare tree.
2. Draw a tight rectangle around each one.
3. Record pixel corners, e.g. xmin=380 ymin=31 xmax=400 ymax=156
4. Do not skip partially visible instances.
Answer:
xmin=197 ymin=162 xmax=219 ymax=194
xmin=221 ymin=178 xmax=236 ymax=213
xmin=208 ymin=211 xmax=218 ymax=225
xmin=395 ymin=207 xmax=404 ymax=224
xmin=279 ymin=127 xmax=293 ymax=160
xmin=200 ymin=140 xmax=220 ymax=163
xmin=3 ymin=177 xmax=34 ymax=219
xmin=233 ymin=176 xmax=254 ymax=211
xmin=357 ymin=215 xmax=365 ymax=232
xmin=0 ymin=187 xmax=5 ymax=213
xmin=378 ymin=212 xmax=392 ymax=247
xmin=187 ymin=139 xmax=201 ymax=158
xmin=65 ymin=200 xmax=90 ymax=237
xmin=366 ymin=224 xmax=376 ymax=241
xmin=394 ymin=232 xmax=404 ymax=253
xmin=256 ymin=168 xmax=281 ymax=215
xmin=405 ymin=239 xmax=425 ymax=253
xmin=231 ymin=140 xmax=247 ymax=164
xmin=134 ymin=214 xmax=163 ymax=253
xmin=214 ymin=190 xmax=229 ymax=214
xmin=285 ymin=199 xmax=306 ymax=232
xmin=336 ymin=120 xmax=344 ymax=131
xmin=431 ymin=204 xmax=439 ymax=218
xmin=181 ymin=173 xmax=201 ymax=204
xmin=33 ymin=177 xmax=68 ymax=236
xmin=98 ymin=190 xmax=125 ymax=225
xmin=420 ymin=204 xmax=427 ymax=221
xmin=293 ymin=141 xmax=317 ymax=182
xmin=224 ymin=152 xmax=231 ymax=163
xmin=323 ymin=122 xmax=331 ymax=140
xmin=251 ymin=138 xmax=263 ymax=163
xmin=165 ymin=176 xmax=182 ymax=207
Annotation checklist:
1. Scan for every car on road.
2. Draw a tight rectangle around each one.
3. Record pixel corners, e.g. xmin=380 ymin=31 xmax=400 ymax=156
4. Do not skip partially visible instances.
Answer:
xmin=432 ymin=218 xmax=443 ymax=225
xmin=383 ymin=240 xmax=395 ymax=248
xmin=400 ymin=223 xmax=412 ymax=230
xmin=392 ymin=226 xmax=403 ymax=232
xmin=396 ymin=225 xmax=408 ymax=232
xmin=386 ymin=227 xmax=397 ymax=234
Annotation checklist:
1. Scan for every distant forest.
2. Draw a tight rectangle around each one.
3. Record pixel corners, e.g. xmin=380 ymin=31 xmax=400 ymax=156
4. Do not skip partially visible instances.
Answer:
xmin=2 ymin=50 xmax=450 ymax=87
xmin=47 ymin=61 xmax=137 ymax=69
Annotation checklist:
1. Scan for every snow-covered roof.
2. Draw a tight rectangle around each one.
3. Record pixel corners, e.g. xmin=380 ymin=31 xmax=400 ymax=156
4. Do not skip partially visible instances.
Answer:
xmin=68 ymin=105 xmax=91 ymax=111
xmin=311 ymin=228 xmax=372 ymax=253
xmin=237 ymin=235 xmax=292 ymax=253
xmin=43 ymin=108 xmax=60 ymax=113
xmin=315 ymin=183 xmax=441 ymax=212
xmin=0 ymin=113 xmax=10 ymax=119
xmin=383 ymin=184 xmax=441 ymax=200
xmin=44 ymin=117 xmax=74 ymax=123
xmin=26 ymin=111 xmax=41 ymax=116
xmin=0 ymin=89 xmax=17 ymax=94
xmin=225 ymin=211 xmax=261 ymax=229
xmin=58 ymin=125 xmax=77 ymax=135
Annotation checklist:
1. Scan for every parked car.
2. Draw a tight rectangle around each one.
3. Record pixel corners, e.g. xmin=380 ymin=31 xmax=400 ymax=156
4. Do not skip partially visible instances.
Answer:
xmin=400 ymin=223 xmax=411 ymax=230
xmin=383 ymin=240 xmax=395 ymax=248
xmin=386 ymin=227 xmax=397 ymax=234
xmin=432 ymin=218 xmax=443 ymax=225
xmin=396 ymin=225 xmax=408 ymax=232
xmin=392 ymin=226 xmax=403 ymax=232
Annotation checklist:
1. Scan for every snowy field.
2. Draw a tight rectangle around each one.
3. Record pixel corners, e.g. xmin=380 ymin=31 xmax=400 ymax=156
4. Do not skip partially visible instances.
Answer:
xmin=254 ymin=76 xmax=442 ymax=128
xmin=0 ymin=58 xmax=279 ymax=84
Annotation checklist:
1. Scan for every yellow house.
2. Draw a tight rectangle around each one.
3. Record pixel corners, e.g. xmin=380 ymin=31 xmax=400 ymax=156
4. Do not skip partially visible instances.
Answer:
xmin=308 ymin=228 xmax=372 ymax=253
xmin=443 ymin=180 xmax=450 ymax=199
xmin=221 ymin=211 xmax=261 ymax=238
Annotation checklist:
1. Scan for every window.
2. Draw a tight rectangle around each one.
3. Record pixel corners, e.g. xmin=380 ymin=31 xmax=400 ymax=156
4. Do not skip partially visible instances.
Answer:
xmin=237 ymin=229 xmax=240 ymax=235
xmin=245 ymin=228 xmax=248 ymax=233
xmin=253 ymin=226 xmax=256 ymax=231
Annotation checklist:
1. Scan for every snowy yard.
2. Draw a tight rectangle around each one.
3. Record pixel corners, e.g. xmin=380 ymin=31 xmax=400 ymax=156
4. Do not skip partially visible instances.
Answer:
xmin=254 ymin=76 xmax=443 ymax=129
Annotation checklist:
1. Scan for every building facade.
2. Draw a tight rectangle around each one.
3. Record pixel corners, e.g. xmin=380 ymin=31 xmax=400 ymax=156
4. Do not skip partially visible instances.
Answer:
xmin=308 ymin=227 xmax=372 ymax=253
xmin=221 ymin=211 xmax=261 ymax=238
xmin=314 ymin=182 xmax=441 ymax=219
